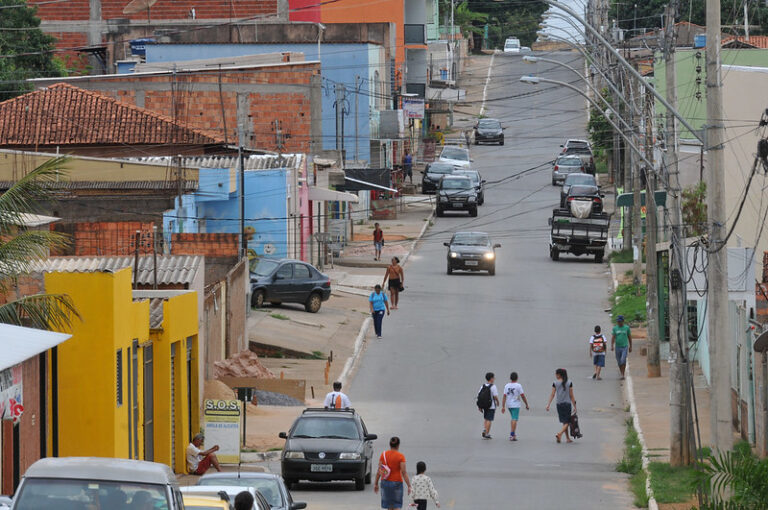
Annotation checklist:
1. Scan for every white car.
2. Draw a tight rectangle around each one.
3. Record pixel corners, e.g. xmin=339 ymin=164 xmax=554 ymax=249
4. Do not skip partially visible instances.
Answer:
xmin=504 ymin=37 xmax=521 ymax=53
xmin=438 ymin=146 xmax=472 ymax=168
xmin=181 ymin=486 xmax=270 ymax=510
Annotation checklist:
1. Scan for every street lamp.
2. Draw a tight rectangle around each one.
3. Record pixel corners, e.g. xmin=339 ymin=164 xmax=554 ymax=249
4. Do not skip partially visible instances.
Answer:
xmin=519 ymin=75 xmax=653 ymax=169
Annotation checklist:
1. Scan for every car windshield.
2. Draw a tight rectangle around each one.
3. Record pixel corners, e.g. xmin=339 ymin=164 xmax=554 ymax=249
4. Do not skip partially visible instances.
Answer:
xmin=570 ymin=185 xmax=598 ymax=195
xmin=451 ymin=233 xmax=489 ymax=246
xmin=427 ymin=163 xmax=455 ymax=175
xmin=292 ymin=417 xmax=360 ymax=440
xmin=441 ymin=179 xmax=471 ymax=190
xmin=565 ymin=174 xmax=596 ymax=186
xmin=251 ymin=258 xmax=279 ymax=276
xmin=505 ymin=40 xmax=520 ymax=48
xmin=556 ymin=157 xmax=582 ymax=167
xmin=13 ymin=479 xmax=170 ymax=509
xmin=566 ymin=147 xmax=592 ymax=155
xmin=567 ymin=141 xmax=590 ymax=148
xmin=478 ymin=120 xmax=500 ymax=129
xmin=198 ymin=478 xmax=282 ymax=507
xmin=441 ymin=148 xmax=469 ymax=161
xmin=454 ymin=171 xmax=479 ymax=184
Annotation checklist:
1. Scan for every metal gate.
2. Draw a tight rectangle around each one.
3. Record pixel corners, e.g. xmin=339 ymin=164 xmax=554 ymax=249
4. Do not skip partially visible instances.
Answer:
xmin=186 ymin=338 xmax=193 ymax=441
xmin=170 ymin=343 xmax=177 ymax=468
xmin=143 ymin=345 xmax=154 ymax=462
xmin=132 ymin=341 xmax=139 ymax=459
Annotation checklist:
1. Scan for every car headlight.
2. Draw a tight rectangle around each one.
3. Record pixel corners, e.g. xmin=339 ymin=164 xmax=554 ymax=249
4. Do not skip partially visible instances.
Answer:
xmin=439 ymin=196 xmax=448 ymax=202
xmin=284 ymin=451 xmax=305 ymax=459
xmin=339 ymin=452 xmax=361 ymax=460
xmin=468 ymin=196 xmax=476 ymax=202
xmin=484 ymin=252 xmax=495 ymax=260
xmin=450 ymin=252 xmax=459 ymax=258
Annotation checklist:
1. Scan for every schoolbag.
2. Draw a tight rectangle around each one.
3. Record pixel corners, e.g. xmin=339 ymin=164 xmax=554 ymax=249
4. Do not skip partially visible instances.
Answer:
xmin=477 ymin=384 xmax=493 ymax=409
xmin=591 ymin=335 xmax=606 ymax=353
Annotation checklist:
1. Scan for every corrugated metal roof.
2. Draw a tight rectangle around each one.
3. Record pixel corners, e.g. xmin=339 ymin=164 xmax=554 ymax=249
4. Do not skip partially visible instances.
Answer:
xmin=0 ymin=181 xmax=197 ymax=191
xmin=35 ymin=255 xmax=202 ymax=286
xmin=129 ymin=154 xmax=304 ymax=171
xmin=0 ymin=324 xmax=70 ymax=372
xmin=147 ymin=298 xmax=165 ymax=329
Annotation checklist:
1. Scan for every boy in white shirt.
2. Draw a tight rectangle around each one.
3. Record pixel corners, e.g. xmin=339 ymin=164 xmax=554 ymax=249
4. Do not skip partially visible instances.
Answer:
xmin=323 ymin=381 xmax=352 ymax=409
xmin=589 ymin=325 xmax=607 ymax=380
xmin=501 ymin=372 xmax=529 ymax=441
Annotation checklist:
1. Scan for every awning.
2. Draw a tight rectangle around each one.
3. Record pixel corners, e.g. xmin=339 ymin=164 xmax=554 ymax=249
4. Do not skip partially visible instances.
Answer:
xmin=308 ymin=187 xmax=359 ymax=203
xmin=344 ymin=176 xmax=398 ymax=193
xmin=0 ymin=324 xmax=71 ymax=371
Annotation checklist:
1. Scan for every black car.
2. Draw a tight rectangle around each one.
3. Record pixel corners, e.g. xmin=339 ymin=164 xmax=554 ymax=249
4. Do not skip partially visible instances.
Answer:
xmin=560 ymin=173 xmax=597 ymax=207
xmin=436 ymin=175 xmax=479 ymax=217
xmin=474 ymin=118 xmax=504 ymax=145
xmin=453 ymin=169 xmax=485 ymax=205
xmin=444 ymin=231 xmax=500 ymax=275
xmin=565 ymin=184 xmax=604 ymax=214
xmin=421 ymin=162 xmax=457 ymax=194
xmin=250 ymin=259 xmax=331 ymax=312
xmin=279 ymin=408 xmax=377 ymax=491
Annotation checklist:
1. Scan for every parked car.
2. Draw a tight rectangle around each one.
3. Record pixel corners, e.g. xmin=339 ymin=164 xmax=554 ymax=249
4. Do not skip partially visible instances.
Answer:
xmin=183 ymin=494 xmax=231 ymax=510
xmin=198 ymin=472 xmax=306 ymax=510
xmin=181 ymin=486 xmax=270 ymax=510
xmin=11 ymin=457 xmax=184 ymax=510
xmin=453 ymin=169 xmax=486 ymax=205
xmin=474 ymin=118 xmax=504 ymax=145
xmin=565 ymin=184 xmax=604 ymax=214
xmin=421 ymin=161 xmax=457 ymax=194
xmin=444 ymin=231 xmax=500 ymax=275
xmin=436 ymin=175 xmax=479 ymax=217
xmin=438 ymin=145 xmax=472 ymax=168
xmin=279 ymin=408 xmax=377 ymax=491
xmin=0 ymin=497 xmax=11 ymax=510
xmin=561 ymin=173 xmax=598 ymax=207
xmin=551 ymin=155 xmax=586 ymax=185
xmin=250 ymin=258 xmax=331 ymax=313
xmin=503 ymin=37 xmax=521 ymax=53
xmin=560 ymin=139 xmax=596 ymax=174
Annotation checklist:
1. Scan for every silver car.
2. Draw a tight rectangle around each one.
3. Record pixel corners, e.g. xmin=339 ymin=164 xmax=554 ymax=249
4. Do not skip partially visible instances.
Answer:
xmin=197 ymin=472 xmax=307 ymax=510
xmin=551 ymin=155 xmax=585 ymax=185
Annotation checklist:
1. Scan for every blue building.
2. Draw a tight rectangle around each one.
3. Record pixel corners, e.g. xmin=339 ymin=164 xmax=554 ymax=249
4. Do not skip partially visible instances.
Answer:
xmin=143 ymin=43 xmax=390 ymax=165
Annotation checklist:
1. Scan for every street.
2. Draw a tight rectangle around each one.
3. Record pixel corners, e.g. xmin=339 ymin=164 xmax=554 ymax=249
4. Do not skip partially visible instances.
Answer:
xmin=268 ymin=53 xmax=634 ymax=509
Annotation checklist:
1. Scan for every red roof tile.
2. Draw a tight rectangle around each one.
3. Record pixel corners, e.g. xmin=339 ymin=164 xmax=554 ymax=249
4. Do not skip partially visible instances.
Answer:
xmin=722 ymin=35 xmax=768 ymax=49
xmin=0 ymin=83 xmax=225 ymax=147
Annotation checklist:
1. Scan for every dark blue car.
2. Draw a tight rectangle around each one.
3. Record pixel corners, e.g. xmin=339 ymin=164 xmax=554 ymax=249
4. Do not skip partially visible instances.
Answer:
xmin=250 ymin=259 xmax=331 ymax=313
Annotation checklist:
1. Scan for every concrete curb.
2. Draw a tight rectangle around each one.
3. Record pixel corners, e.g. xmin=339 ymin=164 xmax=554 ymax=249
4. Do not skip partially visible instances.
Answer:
xmin=240 ymin=451 xmax=281 ymax=463
xmin=401 ymin=211 xmax=434 ymax=267
xmin=339 ymin=316 xmax=372 ymax=387
xmin=611 ymin=262 xmax=658 ymax=510
xmin=479 ymin=52 xmax=496 ymax=117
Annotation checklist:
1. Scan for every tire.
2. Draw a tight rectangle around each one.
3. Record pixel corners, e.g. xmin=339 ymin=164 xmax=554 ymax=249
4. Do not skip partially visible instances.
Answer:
xmin=500 ymin=138 xmax=505 ymax=146
xmin=355 ymin=476 xmax=365 ymax=491
xmin=475 ymin=140 xmax=479 ymax=145
xmin=595 ymin=251 xmax=604 ymax=263
xmin=479 ymin=195 xmax=485 ymax=206
xmin=551 ymin=247 xmax=560 ymax=261
xmin=436 ymin=206 xmax=444 ymax=217
xmin=252 ymin=289 xmax=265 ymax=308
xmin=469 ymin=206 xmax=478 ymax=217
xmin=270 ymin=301 xmax=282 ymax=307
xmin=304 ymin=292 xmax=322 ymax=313
xmin=447 ymin=264 xmax=453 ymax=275
xmin=365 ymin=471 xmax=372 ymax=484
xmin=284 ymin=479 xmax=297 ymax=490
xmin=488 ymin=265 xmax=496 ymax=276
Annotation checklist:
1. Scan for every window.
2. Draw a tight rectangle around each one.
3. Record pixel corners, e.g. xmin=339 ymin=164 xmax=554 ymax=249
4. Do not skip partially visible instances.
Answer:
xmin=116 ymin=349 xmax=123 ymax=407
xmin=275 ymin=264 xmax=293 ymax=280
xmin=293 ymin=264 xmax=311 ymax=280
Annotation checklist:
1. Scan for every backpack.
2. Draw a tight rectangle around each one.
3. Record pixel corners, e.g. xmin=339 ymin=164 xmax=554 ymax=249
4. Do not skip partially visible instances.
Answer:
xmin=591 ymin=335 xmax=606 ymax=353
xmin=329 ymin=393 xmax=342 ymax=409
xmin=477 ymin=384 xmax=493 ymax=409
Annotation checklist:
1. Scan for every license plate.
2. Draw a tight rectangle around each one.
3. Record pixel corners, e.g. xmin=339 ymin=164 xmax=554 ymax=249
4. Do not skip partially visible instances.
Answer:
xmin=452 ymin=202 xmax=463 ymax=208
xmin=465 ymin=261 xmax=479 ymax=266
xmin=310 ymin=464 xmax=333 ymax=472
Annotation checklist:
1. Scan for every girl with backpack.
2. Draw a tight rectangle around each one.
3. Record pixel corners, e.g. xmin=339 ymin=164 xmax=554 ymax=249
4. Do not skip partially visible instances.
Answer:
xmin=589 ymin=325 xmax=607 ymax=380
xmin=375 ymin=437 xmax=411 ymax=510
xmin=546 ymin=368 xmax=577 ymax=443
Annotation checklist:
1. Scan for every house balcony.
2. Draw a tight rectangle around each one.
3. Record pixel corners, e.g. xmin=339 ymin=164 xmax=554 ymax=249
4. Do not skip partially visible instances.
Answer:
xmin=404 ymin=24 xmax=426 ymax=46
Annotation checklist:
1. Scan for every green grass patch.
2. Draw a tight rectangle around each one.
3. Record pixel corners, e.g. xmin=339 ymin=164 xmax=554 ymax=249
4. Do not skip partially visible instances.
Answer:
xmin=617 ymin=418 xmax=648 ymax=507
xmin=594 ymin=155 xmax=609 ymax=175
xmin=608 ymin=248 xmax=646 ymax=264
xmin=648 ymin=462 xmax=697 ymax=504
xmin=612 ymin=283 xmax=647 ymax=325
xmin=270 ymin=313 xmax=289 ymax=321
xmin=310 ymin=350 xmax=325 ymax=360
xmin=630 ymin=471 xmax=649 ymax=508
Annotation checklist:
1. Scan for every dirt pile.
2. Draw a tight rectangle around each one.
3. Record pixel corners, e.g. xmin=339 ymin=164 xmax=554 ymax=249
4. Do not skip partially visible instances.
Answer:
xmin=203 ymin=379 xmax=236 ymax=401
xmin=214 ymin=350 xmax=275 ymax=379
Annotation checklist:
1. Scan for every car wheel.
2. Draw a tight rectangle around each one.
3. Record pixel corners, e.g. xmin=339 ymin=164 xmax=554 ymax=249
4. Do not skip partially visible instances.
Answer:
xmin=551 ymin=247 xmax=560 ymax=261
xmin=304 ymin=292 xmax=322 ymax=313
xmin=436 ymin=206 xmax=444 ymax=217
xmin=488 ymin=265 xmax=496 ymax=276
xmin=595 ymin=251 xmax=604 ymax=263
xmin=474 ymin=140 xmax=479 ymax=145
xmin=500 ymin=139 xmax=504 ymax=146
xmin=355 ymin=476 xmax=365 ymax=491
xmin=284 ymin=479 xmax=297 ymax=490
xmin=252 ymin=289 xmax=265 ymax=308
xmin=478 ymin=195 xmax=484 ymax=206
xmin=270 ymin=301 xmax=282 ymax=307
xmin=447 ymin=264 xmax=453 ymax=275
xmin=365 ymin=471 xmax=372 ymax=484
xmin=469 ymin=206 xmax=478 ymax=217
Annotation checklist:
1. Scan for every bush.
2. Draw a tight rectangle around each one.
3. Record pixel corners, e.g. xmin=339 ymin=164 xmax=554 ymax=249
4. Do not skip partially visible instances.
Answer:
xmin=612 ymin=283 xmax=647 ymax=325
xmin=695 ymin=441 xmax=768 ymax=509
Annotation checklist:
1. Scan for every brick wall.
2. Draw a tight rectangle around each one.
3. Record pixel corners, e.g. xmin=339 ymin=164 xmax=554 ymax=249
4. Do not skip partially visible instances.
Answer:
xmin=36 ymin=0 xmax=278 ymax=21
xmin=171 ymin=233 xmax=239 ymax=257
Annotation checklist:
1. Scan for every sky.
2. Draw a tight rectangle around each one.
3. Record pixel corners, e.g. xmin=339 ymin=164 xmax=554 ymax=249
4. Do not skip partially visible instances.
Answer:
xmin=539 ymin=0 xmax=587 ymax=44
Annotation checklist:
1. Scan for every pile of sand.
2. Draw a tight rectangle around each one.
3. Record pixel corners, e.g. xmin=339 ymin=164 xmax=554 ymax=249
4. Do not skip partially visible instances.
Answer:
xmin=214 ymin=350 xmax=275 ymax=379
xmin=203 ymin=379 xmax=236 ymax=401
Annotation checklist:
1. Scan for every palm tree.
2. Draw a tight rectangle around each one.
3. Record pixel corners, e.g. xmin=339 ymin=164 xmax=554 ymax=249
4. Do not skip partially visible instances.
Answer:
xmin=695 ymin=441 xmax=768 ymax=509
xmin=0 ymin=157 xmax=77 ymax=329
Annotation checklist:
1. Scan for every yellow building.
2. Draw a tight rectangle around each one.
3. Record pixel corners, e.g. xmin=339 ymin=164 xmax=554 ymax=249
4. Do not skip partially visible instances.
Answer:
xmin=44 ymin=267 xmax=199 ymax=473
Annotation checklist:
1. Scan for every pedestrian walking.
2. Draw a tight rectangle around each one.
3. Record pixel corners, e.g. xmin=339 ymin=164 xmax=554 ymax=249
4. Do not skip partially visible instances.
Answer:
xmin=611 ymin=315 xmax=633 ymax=380
xmin=546 ymin=368 xmax=577 ymax=444
xmin=410 ymin=461 xmax=439 ymax=509
xmin=375 ymin=436 xmax=412 ymax=510
xmin=589 ymin=325 xmax=607 ymax=380
xmin=476 ymin=372 xmax=499 ymax=440
xmin=403 ymin=152 xmax=413 ymax=183
xmin=373 ymin=222 xmax=384 ymax=261
xmin=500 ymin=372 xmax=529 ymax=441
xmin=383 ymin=257 xmax=404 ymax=310
xmin=369 ymin=284 xmax=390 ymax=339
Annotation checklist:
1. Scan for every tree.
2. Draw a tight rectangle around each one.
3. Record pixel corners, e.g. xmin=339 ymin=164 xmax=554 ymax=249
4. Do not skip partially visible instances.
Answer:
xmin=0 ymin=0 xmax=64 ymax=101
xmin=0 ymin=157 xmax=77 ymax=329
xmin=439 ymin=0 xmax=548 ymax=48
xmin=695 ymin=441 xmax=768 ymax=509
xmin=682 ymin=182 xmax=707 ymax=237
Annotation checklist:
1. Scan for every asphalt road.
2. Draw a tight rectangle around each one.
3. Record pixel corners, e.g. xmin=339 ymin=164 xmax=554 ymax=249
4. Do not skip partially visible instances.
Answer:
xmin=269 ymin=52 xmax=634 ymax=509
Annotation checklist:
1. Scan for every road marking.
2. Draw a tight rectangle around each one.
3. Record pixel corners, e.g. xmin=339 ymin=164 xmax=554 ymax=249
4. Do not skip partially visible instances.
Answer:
xmin=480 ymin=52 xmax=496 ymax=116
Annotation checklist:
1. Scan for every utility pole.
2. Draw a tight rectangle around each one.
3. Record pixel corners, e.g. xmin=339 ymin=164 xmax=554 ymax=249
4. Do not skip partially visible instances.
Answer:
xmin=644 ymin=86 xmax=661 ymax=378
xmin=335 ymin=84 xmax=345 ymax=153
xmin=664 ymin=1 xmax=693 ymax=466
xmin=706 ymin=0 xmax=734 ymax=452
xmin=354 ymin=75 xmax=360 ymax=162
xmin=238 ymin=126 xmax=246 ymax=261
xmin=630 ymin=74 xmax=643 ymax=286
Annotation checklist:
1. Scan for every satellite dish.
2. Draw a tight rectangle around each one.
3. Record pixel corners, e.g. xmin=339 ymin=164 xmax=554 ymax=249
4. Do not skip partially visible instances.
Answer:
xmin=123 ymin=0 xmax=157 ymax=15
xmin=754 ymin=330 xmax=768 ymax=353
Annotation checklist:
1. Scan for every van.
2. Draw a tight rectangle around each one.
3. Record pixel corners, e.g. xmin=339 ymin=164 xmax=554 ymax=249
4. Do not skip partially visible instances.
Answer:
xmin=504 ymin=37 xmax=521 ymax=53
xmin=11 ymin=457 xmax=185 ymax=509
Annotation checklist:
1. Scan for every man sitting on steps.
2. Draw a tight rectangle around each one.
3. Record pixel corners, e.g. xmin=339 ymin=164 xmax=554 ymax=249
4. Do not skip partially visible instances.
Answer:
xmin=324 ymin=381 xmax=352 ymax=409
